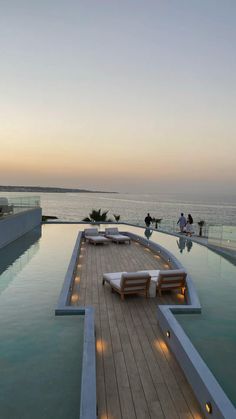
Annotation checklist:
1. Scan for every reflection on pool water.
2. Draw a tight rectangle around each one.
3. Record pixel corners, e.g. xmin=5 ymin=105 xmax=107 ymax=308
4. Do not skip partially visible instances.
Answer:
xmin=124 ymin=224 xmax=236 ymax=407
xmin=0 ymin=224 xmax=84 ymax=419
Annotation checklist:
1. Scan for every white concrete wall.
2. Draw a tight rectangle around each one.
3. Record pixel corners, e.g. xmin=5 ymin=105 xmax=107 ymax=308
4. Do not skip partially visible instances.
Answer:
xmin=0 ymin=208 xmax=42 ymax=249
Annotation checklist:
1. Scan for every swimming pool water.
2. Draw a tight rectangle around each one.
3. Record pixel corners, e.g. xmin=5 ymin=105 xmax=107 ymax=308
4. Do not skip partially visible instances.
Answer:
xmin=0 ymin=224 xmax=84 ymax=419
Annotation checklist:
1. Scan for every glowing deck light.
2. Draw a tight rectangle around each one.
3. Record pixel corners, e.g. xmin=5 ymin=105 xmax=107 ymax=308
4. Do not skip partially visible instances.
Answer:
xmin=96 ymin=339 xmax=106 ymax=354
xmin=71 ymin=294 xmax=79 ymax=303
xmin=166 ymin=330 xmax=170 ymax=338
xmin=75 ymin=276 xmax=80 ymax=283
xmin=205 ymin=402 xmax=212 ymax=414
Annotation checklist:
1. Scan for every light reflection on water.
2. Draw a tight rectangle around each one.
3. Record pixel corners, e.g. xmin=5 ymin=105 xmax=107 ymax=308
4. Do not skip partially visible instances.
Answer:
xmin=0 ymin=224 xmax=84 ymax=419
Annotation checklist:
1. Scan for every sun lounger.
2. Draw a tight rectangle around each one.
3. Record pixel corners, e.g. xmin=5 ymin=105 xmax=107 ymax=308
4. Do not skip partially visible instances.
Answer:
xmin=102 ymin=271 xmax=151 ymax=300
xmin=84 ymin=228 xmax=110 ymax=245
xmin=105 ymin=227 xmax=131 ymax=244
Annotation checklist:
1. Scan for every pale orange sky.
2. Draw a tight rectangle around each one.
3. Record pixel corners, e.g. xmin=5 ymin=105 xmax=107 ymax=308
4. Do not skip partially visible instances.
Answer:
xmin=1 ymin=2 xmax=236 ymax=193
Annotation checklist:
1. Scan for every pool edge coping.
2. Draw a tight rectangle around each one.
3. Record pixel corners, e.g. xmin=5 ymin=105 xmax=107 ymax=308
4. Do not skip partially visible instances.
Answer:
xmin=55 ymin=231 xmax=97 ymax=419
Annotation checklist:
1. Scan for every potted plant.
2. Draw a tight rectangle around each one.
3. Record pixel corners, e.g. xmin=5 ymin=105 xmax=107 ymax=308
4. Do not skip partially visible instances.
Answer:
xmin=82 ymin=209 xmax=113 ymax=223
xmin=113 ymin=214 xmax=120 ymax=222
xmin=152 ymin=218 xmax=162 ymax=229
xmin=198 ymin=220 xmax=205 ymax=237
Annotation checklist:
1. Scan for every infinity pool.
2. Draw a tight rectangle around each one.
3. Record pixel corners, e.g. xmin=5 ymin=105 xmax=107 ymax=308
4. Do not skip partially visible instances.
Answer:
xmin=124 ymin=224 xmax=236 ymax=407
xmin=0 ymin=224 xmax=84 ymax=419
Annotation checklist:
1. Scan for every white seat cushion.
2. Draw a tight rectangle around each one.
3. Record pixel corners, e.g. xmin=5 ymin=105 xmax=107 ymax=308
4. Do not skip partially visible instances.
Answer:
xmin=106 ymin=234 xmax=130 ymax=242
xmin=84 ymin=228 xmax=99 ymax=237
xmin=89 ymin=236 xmax=109 ymax=243
xmin=103 ymin=272 xmax=125 ymax=284
xmin=105 ymin=227 xmax=119 ymax=235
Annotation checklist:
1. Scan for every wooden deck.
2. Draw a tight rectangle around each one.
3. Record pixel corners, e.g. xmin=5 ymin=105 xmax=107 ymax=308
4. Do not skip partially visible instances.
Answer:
xmin=72 ymin=240 xmax=203 ymax=419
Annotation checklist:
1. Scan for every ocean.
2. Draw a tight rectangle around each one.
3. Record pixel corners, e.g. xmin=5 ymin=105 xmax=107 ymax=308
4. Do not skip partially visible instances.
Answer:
xmin=3 ymin=191 xmax=236 ymax=230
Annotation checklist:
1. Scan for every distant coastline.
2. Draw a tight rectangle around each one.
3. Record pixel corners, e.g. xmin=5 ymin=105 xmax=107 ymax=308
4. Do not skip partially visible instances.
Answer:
xmin=0 ymin=185 xmax=117 ymax=194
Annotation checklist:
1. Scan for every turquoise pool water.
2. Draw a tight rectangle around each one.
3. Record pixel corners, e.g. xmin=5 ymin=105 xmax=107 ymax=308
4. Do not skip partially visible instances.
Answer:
xmin=121 ymin=225 xmax=236 ymax=407
xmin=0 ymin=224 xmax=84 ymax=419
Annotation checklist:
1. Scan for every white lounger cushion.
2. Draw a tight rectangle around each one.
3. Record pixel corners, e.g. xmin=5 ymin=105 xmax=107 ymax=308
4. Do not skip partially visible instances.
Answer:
xmin=106 ymin=234 xmax=130 ymax=242
xmin=84 ymin=228 xmax=99 ymax=237
xmin=105 ymin=227 xmax=119 ymax=235
xmin=103 ymin=272 xmax=127 ymax=285
xmin=84 ymin=228 xmax=110 ymax=244
xmin=105 ymin=228 xmax=130 ymax=243
xmin=89 ymin=236 xmax=109 ymax=243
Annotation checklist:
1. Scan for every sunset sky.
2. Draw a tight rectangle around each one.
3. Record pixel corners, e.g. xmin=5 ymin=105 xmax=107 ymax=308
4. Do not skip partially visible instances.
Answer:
xmin=1 ymin=1 xmax=236 ymax=193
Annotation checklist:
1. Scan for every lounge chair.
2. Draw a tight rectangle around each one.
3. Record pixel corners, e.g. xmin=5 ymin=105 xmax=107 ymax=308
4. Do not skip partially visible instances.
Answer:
xmin=157 ymin=269 xmax=187 ymax=296
xmin=84 ymin=228 xmax=110 ymax=245
xmin=105 ymin=227 xmax=131 ymax=244
xmin=102 ymin=271 xmax=151 ymax=300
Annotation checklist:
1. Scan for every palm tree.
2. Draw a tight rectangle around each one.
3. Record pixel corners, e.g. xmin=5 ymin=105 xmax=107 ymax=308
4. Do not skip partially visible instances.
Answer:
xmin=82 ymin=208 xmax=113 ymax=223
xmin=113 ymin=214 xmax=120 ymax=222
xmin=198 ymin=220 xmax=205 ymax=237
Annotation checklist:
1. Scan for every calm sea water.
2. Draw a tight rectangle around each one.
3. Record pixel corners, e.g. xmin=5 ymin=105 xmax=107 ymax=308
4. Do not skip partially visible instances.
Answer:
xmin=3 ymin=191 xmax=236 ymax=226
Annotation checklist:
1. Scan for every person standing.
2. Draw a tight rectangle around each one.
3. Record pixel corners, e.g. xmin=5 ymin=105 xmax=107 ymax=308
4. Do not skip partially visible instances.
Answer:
xmin=177 ymin=213 xmax=186 ymax=233
xmin=144 ymin=213 xmax=152 ymax=227
xmin=185 ymin=214 xmax=194 ymax=236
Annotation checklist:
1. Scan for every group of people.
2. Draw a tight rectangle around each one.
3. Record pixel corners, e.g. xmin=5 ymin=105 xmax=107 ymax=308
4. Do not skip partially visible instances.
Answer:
xmin=144 ymin=211 xmax=194 ymax=237
xmin=177 ymin=213 xmax=194 ymax=236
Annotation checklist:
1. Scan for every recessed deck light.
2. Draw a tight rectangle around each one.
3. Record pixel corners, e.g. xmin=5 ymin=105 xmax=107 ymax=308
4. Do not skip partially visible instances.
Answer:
xmin=71 ymin=294 xmax=79 ymax=303
xmin=166 ymin=331 xmax=170 ymax=338
xmin=205 ymin=402 xmax=212 ymax=414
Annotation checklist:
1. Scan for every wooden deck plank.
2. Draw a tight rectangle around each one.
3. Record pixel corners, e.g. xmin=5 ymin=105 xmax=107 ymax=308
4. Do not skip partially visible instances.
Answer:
xmin=74 ymin=239 xmax=203 ymax=419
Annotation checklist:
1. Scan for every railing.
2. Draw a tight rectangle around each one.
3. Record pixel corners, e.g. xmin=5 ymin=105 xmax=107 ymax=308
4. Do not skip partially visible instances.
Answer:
xmin=0 ymin=196 xmax=40 ymax=218
xmin=207 ymin=225 xmax=236 ymax=251
xmin=121 ymin=219 xmax=236 ymax=253
xmin=8 ymin=196 xmax=40 ymax=208
xmin=123 ymin=218 xmax=209 ymax=237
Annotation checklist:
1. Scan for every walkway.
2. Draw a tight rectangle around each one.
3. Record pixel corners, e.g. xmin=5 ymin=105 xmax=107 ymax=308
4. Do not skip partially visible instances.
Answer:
xmin=72 ymin=239 xmax=203 ymax=419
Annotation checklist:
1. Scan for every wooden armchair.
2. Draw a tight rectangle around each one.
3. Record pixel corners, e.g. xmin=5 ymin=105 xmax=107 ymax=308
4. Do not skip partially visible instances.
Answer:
xmin=110 ymin=272 xmax=151 ymax=300
xmin=157 ymin=269 xmax=187 ymax=296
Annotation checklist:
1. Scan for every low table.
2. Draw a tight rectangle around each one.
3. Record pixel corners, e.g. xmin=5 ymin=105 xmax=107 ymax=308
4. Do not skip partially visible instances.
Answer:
xmin=140 ymin=270 xmax=160 ymax=297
